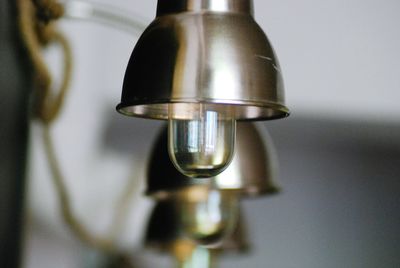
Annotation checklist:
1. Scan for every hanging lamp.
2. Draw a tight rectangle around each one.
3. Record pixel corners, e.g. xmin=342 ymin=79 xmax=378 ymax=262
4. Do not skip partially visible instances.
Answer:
xmin=117 ymin=0 xmax=289 ymax=178
xmin=146 ymin=122 xmax=280 ymax=200
xmin=144 ymin=122 xmax=279 ymax=246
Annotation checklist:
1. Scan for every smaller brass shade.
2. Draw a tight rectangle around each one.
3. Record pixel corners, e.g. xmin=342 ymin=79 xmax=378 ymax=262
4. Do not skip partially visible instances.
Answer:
xmin=144 ymin=200 xmax=249 ymax=254
xmin=117 ymin=0 xmax=289 ymax=121
xmin=146 ymin=122 xmax=279 ymax=199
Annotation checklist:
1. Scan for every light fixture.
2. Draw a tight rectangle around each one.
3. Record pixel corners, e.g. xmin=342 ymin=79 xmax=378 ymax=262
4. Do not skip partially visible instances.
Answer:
xmin=146 ymin=122 xmax=280 ymax=200
xmin=117 ymin=0 xmax=289 ymax=178
xmin=145 ymin=122 xmax=279 ymax=246
xmin=145 ymin=200 xmax=249 ymax=266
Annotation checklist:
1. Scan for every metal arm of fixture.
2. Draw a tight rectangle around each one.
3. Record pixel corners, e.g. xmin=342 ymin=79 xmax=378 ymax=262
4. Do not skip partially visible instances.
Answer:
xmin=62 ymin=0 xmax=146 ymax=34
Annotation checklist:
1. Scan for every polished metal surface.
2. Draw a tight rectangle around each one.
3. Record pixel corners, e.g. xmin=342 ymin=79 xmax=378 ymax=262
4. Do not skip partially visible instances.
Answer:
xmin=156 ymin=0 xmax=253 ymax=16
xmin=145 ymin=200 xmax=249 ymax=253
xmin=146 ymin=122 xmax=279 ymax=199
xmin=117 ymin=0 xmax=289 ymax=121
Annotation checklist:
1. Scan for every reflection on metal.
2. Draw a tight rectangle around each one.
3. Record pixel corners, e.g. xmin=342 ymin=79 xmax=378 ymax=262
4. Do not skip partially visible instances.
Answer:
xmin=145 ymin=200 xmax=249 ymax=253
xmin=146 ymin=123 xmax=280 ymax=199
xmin=174 ymin=186 xmax=239 ymax=247
xmin=117 ymin=0 xmax=289 ymax=120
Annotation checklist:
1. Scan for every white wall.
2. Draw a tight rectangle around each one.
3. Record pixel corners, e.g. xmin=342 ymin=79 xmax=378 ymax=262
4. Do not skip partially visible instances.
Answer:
xmin=24 ymin=0 xmax=400 ymax=267
xmin=256 ymin=0 xmax=400 ymax=122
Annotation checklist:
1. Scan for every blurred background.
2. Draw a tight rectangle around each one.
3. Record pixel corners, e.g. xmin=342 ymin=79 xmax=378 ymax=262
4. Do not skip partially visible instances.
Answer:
xmin=1 ymin=0 xmax=400 ymax=267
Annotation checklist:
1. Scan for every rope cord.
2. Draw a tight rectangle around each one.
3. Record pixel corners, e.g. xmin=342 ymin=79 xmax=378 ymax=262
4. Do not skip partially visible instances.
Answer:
xmin=42 ymin=125 xmax=116 ymax=253
xmin=17 ymin=0 xmax=72 ymax=124
xmin=17 ymin=0 xmax=138 ymax=263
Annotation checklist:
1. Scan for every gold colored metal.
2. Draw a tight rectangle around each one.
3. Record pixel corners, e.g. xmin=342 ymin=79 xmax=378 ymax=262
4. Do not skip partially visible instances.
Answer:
xmin=171 ymin=239 xmax=197 ymax=264
xmin=146 ymin=122 xmax=279 ymax=199
xmin=117 ymin=0 xmax=289 ymax=121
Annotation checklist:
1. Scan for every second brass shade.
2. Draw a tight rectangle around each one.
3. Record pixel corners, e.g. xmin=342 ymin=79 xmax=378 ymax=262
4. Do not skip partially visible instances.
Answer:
xmin=146 ymin=122 xmax=279 ymax=199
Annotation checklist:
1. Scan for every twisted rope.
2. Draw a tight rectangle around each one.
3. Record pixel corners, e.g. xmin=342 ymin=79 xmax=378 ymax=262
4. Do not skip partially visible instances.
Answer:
xmin=17 ymin=1 xmax=138 ymax=264
xmin=17 ymin=0 xmax=72 ymax=124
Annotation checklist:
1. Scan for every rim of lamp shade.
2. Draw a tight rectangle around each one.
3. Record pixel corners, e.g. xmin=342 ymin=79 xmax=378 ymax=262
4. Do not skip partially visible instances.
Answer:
xmin=117 ymin=0 xmax=289 ymax=121
xmin=145 ymin=122 xmax=280 ymax=199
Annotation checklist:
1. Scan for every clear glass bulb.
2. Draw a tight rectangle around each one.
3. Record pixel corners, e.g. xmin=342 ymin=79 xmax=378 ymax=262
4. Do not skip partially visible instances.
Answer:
xmin=177 ymin=187 xmax=239 ymax=247
xmin=168 ymin=103 xmax=236 ymax=178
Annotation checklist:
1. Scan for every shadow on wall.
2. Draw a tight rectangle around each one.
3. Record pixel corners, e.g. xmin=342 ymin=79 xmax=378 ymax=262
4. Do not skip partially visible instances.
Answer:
xmin=233 ymin=116 xmax=400 ymax=268
xmin=103 ymin=114 xmax=400 ymax=268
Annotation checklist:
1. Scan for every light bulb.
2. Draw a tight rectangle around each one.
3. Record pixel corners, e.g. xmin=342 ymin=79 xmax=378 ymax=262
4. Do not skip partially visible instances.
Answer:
xmin=168 ymin=103 xmax=236 ymax=178
xmin=177 ymin=187 xmax=239 ymax=247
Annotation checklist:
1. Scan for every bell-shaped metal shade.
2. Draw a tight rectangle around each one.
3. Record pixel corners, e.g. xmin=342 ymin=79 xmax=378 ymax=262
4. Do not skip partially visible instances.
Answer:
xmin=146 ymin=122 xmax=279 ymax=199
xmin=144 ymin=200 xmax=249 ymax=254
xmin=117 ymin=0 xmax=289 ymax=121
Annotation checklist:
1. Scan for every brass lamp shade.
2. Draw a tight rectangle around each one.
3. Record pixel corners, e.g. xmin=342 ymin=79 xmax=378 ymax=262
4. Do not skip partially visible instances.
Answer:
xmin=146 ymin=122 xmax=279 ymax=199
xmin=144 ymin=201 xmax=181 ymax=250
xmin=117 ymin=0 xmax=289 ymax=121
xmin=145 ymin=200 xmax=249 ymax=254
